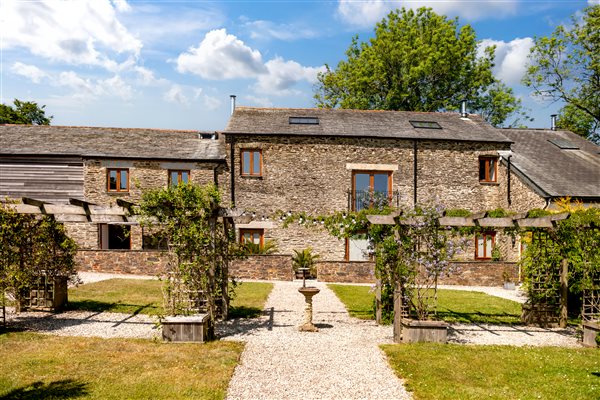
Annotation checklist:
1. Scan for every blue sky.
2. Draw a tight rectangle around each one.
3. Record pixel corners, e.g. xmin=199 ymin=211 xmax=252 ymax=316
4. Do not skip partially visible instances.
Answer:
xmin=1 ymin=0 xmax=596 ymax=131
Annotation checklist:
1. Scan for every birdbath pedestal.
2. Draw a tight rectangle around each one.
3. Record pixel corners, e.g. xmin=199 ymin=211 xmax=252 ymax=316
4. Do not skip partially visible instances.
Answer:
xmin=298 ymin=267 xmax=320 ymax=332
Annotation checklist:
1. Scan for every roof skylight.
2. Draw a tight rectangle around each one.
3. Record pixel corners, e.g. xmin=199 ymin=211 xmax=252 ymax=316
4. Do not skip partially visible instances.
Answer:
xmin=289 ymin=116 xmax=319 ymax=125
xmin=548 ymin=138 xmax=579 ymax=150
xmin=409 ymin=120 xmax=442 ymax=129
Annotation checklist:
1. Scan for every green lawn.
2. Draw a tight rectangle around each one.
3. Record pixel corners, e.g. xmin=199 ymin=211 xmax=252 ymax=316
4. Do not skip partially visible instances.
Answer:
xmin=328 ymin=284 xmax=522 ymax=324
xmin=69 ymin=279 xmax=273 ymax=318
xmin=0 ymin=330 xmax=243 ymax=399
xmin=382 ymin=343 xmax=600 ymax=400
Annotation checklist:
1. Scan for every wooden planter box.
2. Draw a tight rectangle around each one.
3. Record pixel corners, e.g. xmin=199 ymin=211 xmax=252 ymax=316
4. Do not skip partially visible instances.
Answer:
xmin=399 ymin=318 xmax=448 ymax=344
xmin=582 ymin=321 xmax=600 ymax=348
xmin=521 ymin=303 xmax=559 ymax=328
xmin=21 ymin=276 xmax=68 ymax=311
xmin=162 ymin=314 xmax=209 ymax=343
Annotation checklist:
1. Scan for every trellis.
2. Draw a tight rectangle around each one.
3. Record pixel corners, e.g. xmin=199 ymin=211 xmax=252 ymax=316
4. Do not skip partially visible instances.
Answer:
xmin=3 ymin=196 xmax=245 ymax=321
xmin=582 ymin=227 xmax=600 ymax=323
xmin=367 ymin=210 xmax=599 ymax=331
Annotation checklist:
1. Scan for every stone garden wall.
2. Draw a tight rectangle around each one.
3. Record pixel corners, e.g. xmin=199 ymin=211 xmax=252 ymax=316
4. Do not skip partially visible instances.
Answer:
xmin=230 ymin=255 xmax=294 ymax=281
xmin=76 ymin=250 xmax=168 ymax=275
xmin=317 ymin=261 xmax=375 ymax=283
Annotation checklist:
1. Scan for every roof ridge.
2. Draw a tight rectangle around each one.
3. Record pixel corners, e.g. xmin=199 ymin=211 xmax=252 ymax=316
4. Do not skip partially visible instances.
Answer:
xmin=235 ymin=106 xmax=481 ymax=117
xmin=0 ymin=124 xmax=209 ymax=133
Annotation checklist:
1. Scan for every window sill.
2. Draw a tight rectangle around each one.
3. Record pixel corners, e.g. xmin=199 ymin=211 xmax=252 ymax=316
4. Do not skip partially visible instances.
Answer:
xmin=106 ymin=191 xmax=130 ymax=195
xmin=240 ymin=175 xmax=263 ymax=180
xmin=479 ymin=181 xmax=499 ymax=186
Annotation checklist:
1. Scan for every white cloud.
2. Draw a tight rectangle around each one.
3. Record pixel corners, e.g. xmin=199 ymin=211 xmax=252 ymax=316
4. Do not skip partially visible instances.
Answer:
xmin=57 ymin=71 xmax=102 ymax=99
xmin=10 ymin=62 xmax=48 ymax=83
xmin=176 ymin=29 xmax=266 ymax=80
xmin=589 ymin=0 xmax=600 ymax=5
xmin=244 ymin=20 xmax=319 ymax=41
xmin=479 ymin=37 xmax=534 ymax=85
xmin=337 ymin=0 xmax=519 ymax=28
xmin=164 ymin=85 xmax=190 ymax=106
xmin=202 ymin=95 xmax=222 ymax=111
xmin=111 ymin=0 xmax=132 ymax=13
xmin=2 ymin=0 xmax=141 ymax=69
xmin=244 ymin=95 xmax=274 ymax=108
xmin=101 ymin=75 xmax=133 ymax=100
xmin=255 ymin=57 xmax=325 ymax=96
xmin=133 ymin=66 xmax=166 ymax=86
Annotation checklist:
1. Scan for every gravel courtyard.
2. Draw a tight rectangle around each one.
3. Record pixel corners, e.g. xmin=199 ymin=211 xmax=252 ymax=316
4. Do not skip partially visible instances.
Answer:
xmin=4 ymin=275 xmax=582 ymax=399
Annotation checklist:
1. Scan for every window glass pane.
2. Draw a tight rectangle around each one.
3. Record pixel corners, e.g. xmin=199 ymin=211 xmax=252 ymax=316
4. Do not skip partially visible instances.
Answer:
xmin=119 ymin=170 xmax=128 ymax=190
xmin=251 ymin=233 xmax=260 ymax=244
xmin=252 ymin=151 xmax=261 ymax=175
xmin=479 ymin=159 xmax=487 ymax=181
xmin=354 ymin=173 xmax=370 ymax=211
xmin=488 ymin=160 xmax=496 ymax=181
xmin=485 ymin=236 xmax=493 ymax=258
xmin=109 ymin=170 xmax=117 ymax=190
xmin=477 ymin=235 xmax=484 ymax=257
xmin=373 ymin=173 xmax=389 ymax=194
xmin=170 ymin=171 xmax=178 ymax=186
xmin=242 ymin=152 xmax=250 ymax=174
xmin=181 ymin=171 xmax=189 ymax=183
xmin=243 ymin=233 xmax=251 ymax=243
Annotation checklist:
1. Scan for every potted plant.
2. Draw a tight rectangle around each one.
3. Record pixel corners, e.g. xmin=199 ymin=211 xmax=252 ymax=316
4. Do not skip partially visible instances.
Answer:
xmin=291 ymin=248 xmax=320 ymax=279
xmin=502 ymin=267 xmax=516 ymax=290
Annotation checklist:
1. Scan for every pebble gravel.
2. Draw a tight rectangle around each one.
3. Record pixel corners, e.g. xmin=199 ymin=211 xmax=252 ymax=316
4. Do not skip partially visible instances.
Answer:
xmin=224 ymin=281 xmax=411 ymax=400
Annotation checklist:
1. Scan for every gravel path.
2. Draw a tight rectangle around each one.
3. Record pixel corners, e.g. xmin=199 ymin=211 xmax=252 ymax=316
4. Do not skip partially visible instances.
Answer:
xmin=439 ymin=284 xmax=528 ymax=303
xmin=224 ymin=281 xmax=411 ymax=400
xmin=6 ymin=308 xmax=159 ymax=339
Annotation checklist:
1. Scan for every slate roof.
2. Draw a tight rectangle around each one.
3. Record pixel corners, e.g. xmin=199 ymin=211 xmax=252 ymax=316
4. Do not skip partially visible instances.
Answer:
xmin=222 ymin=107 xmax=512 ymax=143
xmin=0 ymin=125 xmax=225 ymax=161
xmin=499 ymin=129 xmax=600 ymax=199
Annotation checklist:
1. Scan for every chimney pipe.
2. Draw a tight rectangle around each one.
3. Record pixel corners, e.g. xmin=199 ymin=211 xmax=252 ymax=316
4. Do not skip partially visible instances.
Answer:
xmin=550 ymin=114 xmax=557 ymax=131
xmin=230 ymin=95 xmax=236 ymax=116
xmin=460 ymin=100 xmax=468 ymax=118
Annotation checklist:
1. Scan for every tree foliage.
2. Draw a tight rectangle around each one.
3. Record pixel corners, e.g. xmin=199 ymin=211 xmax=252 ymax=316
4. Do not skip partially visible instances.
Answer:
xmin=523 ymin=5 xmax=600 ymax=143
xmin=314 ymin=7 xmax=526 ymax=127
xmin=0 ymin=203 xmax=77 ymax=312
xmin=0 ymin=99 xmax=52 ymax=125
xmin=136 ymin=183 xmax=244 ymax=340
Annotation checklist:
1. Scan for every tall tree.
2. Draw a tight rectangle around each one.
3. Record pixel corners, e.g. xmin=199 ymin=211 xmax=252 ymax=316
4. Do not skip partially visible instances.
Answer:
xmin=0 ymin=99 xmax=52 ymax=125
xmin=523 ymin=5 xmax=600 ymax=143
xmin=314 ymin=7 xmax=526 ymax=127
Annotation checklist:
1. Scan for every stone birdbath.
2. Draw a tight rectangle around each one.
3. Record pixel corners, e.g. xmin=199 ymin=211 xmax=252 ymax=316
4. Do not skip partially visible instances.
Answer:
xmin=298 ymin=267 xmax=320 ymax=332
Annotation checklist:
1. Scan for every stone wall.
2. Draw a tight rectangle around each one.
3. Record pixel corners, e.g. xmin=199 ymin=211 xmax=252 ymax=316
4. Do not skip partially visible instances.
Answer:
xmin=227 ymin=135 xmax=513 ymax=260
xmin=76 ymin=250 xmax=168 ymax=275
xmin=506 ymin=166 xmax=548 ymax=212
xmin=83 ymin=159 xmax=217 ymax=205
xmin=314 ymin=260 xmax=518 ymax=286
xmin=317 ymin=261 xmax=375 ymax=283
xmin=438 ymin=261 xmax=519 ymax=286
xmin=64 ymin=222 xmax=98 ymax=250
xmin=230 ymin=255 xmax=294 ymax=281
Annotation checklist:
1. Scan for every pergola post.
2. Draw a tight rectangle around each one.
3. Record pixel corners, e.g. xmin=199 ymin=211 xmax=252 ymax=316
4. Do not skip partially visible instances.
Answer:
xmin=560 ymin=258 xmax=569 ymax=328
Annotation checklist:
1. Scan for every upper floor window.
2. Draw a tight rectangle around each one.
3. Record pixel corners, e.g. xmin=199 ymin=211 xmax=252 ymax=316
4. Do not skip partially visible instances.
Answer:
xmin=107 ymin=168 xmax=129 ymax=192
xmin=475 ymin=232 xmax=495 ymax=259
xmin=241 ymin=149 xmax=262 ymax=177
xmin=169 ymin=170 xmax=190 ymax=186
xmin=352 ymin=171 xmax=392 ymax=211
xmin=479 ymin=157 xmax=497 ymax=183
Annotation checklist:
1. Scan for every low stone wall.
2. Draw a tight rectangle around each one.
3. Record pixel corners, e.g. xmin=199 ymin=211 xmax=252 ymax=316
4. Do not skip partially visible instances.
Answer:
xmin=316 ymin=261 xmax=376 ymax=283
xmin=230 ymin=255 xmax=294 ymax=281
xmin=76 ymin=250 xmax=168 ymax=275
xmin=438 ymin=261 xmax=519 ymax=287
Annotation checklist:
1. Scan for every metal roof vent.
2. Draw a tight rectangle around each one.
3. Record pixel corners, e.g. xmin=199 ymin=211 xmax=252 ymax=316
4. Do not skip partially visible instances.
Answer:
xmin=550 ymin=114 xmax=557 ymax=131
xmin=460 ymin=100 xmax=468 ymax=118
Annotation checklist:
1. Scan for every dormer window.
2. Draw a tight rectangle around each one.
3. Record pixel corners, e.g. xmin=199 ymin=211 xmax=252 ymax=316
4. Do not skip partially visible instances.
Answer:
xmin=289 ymin=117 xmax=319 ymax=125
